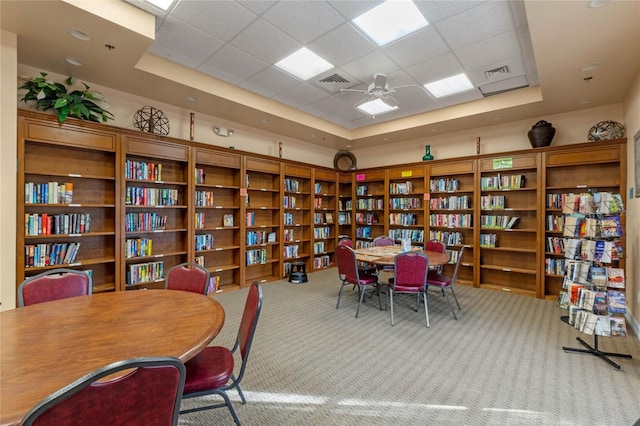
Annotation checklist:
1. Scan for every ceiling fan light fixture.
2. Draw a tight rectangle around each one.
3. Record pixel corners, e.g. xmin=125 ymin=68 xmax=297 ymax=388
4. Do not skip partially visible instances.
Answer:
xmin=424 ymin=73 xmax=474 ymax=98
xmin=353 ymin=0 xmax=428 ymax=46
xmin=357 ymin=98 xmax=398 ymax=116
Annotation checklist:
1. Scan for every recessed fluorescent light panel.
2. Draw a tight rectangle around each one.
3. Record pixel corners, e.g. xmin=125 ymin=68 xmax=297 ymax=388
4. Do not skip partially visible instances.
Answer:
xmin=353 ymin=0 xmax=428 ymax=46
xmin=145 ymin=0 xmax=174 ymax=10
xmin=424 ymin=73 xmax=474 ymax=98
xmin=357 ymin=98 xmax=398 ymax=116
xmin=275 ymin=47 xmax=333 ymax=80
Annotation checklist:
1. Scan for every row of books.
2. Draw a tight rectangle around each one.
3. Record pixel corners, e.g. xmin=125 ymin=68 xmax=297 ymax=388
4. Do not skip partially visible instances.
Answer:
xmin=480 ymin=174 xmax=525 ymax=190
xmin=125 ymin=238 xmax=152 ymax=258
xmin=429 ymin=230 xmax=463 ymax=246
xmin=125 ymin=187 xmax=179 ymax=206
xmin=432 ymin=195 xmax=471 ymax=210
xmin=283 ymin=229 xmax=296 ymax=242
xmin=246 ymin=231 xmax=273 ymax=246
xmin=388 ymin=213 xmax=417 ymax=226
xmin=480 ymin=215 xmax=519 ymax=230
xmin=125 ymin=212 xmax=167 ymax=232
xmin=565 ymin=309 xmax=627 ymax=337
xmin=355 ymin=184 xmax=368 ymax=195
xmin=390 ymin=197 xmax=422 ymax=210
xmin=356 ymin=199 xmax=385 ymax=210
xmin=127 ymin=261 xmax=163 ymax=285
xmin=25 ymin=242 xmax=81 ymax=267
xmin=283 ymin=195 xmax=297 ymax=208
xmin=313 ymin=212 xmax=333 ymax=224
xmin=283 ymin=212 xmax=295 ymax=226
xmin=25 ymin=213 xmax=91 ymax=236
xmin=446 ymin=248 xmax=463 ymax=265
xmin=313 ymin=255 xmax=331 ymax=269
xmin=194 ymin=168 xmax=206 ymax=185
xmin=390 ymin=229 xmax=424 ymax=243
xmin=479 ymin=195 xmax=505 ymax=210
xmin=479 ymin=233 xmax=497 ymax=248
xmin=314 ymin=226 xmax=330 ymax=239
xmin=545 ymin=257 xmax=568 ymax=276
xmin=430 ymin=213 xmax=473 ymax=228
xmin=246 ymin=248 xmax=267 ymax=265
xmin=125 ymin=159 xmax=162 ymax=182
xmin=339 ymin=200 xmax=352 ymax=210
xmin=545 ymin=214 xmax=565 ymax=232
xmin=314 ymin=182 xmax=324 ymax=194
xmin=563 ymin=238 xmax=622 ymax=263
xmin=338 ymin=212 xmax=351 ymax=225
xmin=283 ymin=178 xmax=300 ymax=192
xmin=563 ymin=215 xmax=622 ymax=238
xmin=562 ymin=192 xmax=624 ymax=215
xmin=195 ymin=190 xmax=215 ymax=207
xmin=25 ymin=181 xmax=73 ymax=204
xmin=195 ymin=233 xmax=214 ymax=250
xmin=355 ymin=226 xmax=371 ymax=238
xmin=314 ymin=198 xmax=323 ymax=209
xmin=207 ymin=276 xmax=220 ymax=294
xmin=564 ymin=261 xmax=625 ymax=288
xmin=283 ymin=244 xmax=299 ymax=258
xmin=389 ymin=181 xmax=414 ymax=195
xmin=430 ymin=178 xmax=460 ymax=192
xmin=355 ymin=212 xmax=379 ymax=224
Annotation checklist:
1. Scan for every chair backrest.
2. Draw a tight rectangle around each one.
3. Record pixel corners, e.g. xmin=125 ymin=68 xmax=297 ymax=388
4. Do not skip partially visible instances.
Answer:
xmin=336 ymin=244 xmax=360 ymax=283
xmin=234 ymin=282 xmax=263 ymax=383
xmin=373 ymin=236 xmax=394 ymax=246
xmin=165 ymin=262 xmax=210 ymax=295
xmin=338 ymin=238 xmax=354 ymax=248
xmin=449 ymin=246 xmax=466 ymax=284
xmin=426 ymin=239 xmax=447 ymax=253
xmin=393 ymin=252 xmax=429 ymax=291
xmin=18 ymin=269 xmax=92 ymax=307
xmin=21 ymin=357 xmax=186 ymax=426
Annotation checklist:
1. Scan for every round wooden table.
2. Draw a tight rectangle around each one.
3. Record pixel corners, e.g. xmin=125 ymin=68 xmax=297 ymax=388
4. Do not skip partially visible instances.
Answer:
xmin=354 ymin=246 xmax=450 ymax=268
xmin=0 ymin=290 xmax=225 ymax=426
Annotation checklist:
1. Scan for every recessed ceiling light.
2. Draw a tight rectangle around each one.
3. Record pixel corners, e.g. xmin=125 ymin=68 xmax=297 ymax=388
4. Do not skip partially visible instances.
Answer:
xmin=69 ymin=29 xmax=91 ymax=41
xmin=143 ymin=0 xmax=174 ymax=11
xmin=424 ymin=73 xmax=474 ymax=98
xmin=589 ymin=0 xmax=611 ymax=8
xmin=353 ymin=0 xmax=428 ymax=46
xmin=581 ymin=63 xmax=600 ymax=71
xmin=186 ymin=96 xmax=197 ymax=102
xmin=275 ymin=47 xmax=333 ymax=81
xmin=356 ymin=98 xmax=398 ymax=116
xmin=65 ymin=57 xmax=84 ymax=66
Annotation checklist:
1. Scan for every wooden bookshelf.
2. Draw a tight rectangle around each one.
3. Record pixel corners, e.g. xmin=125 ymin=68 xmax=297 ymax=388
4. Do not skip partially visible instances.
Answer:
xmin=312 ymin=169 xmax=338 ymax=270
xmin=194 ymin=148 xmax=242 ymax=293
xmin=338 ymin=173 xmax=354 ymax=241
xmin=282 ymin=164 xmax=312 ymax=274
xmin=387 ymin=165 xmax=426 ymax=248
xmin=354 ymin=170 xmax=386 ymax=248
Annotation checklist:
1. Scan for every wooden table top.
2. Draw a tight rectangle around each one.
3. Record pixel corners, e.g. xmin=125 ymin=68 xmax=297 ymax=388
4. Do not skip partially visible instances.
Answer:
xmin=354 ymin=246 xmax=450 ymax=267
xmin=0 ymin=290 xmax=225 ymax=426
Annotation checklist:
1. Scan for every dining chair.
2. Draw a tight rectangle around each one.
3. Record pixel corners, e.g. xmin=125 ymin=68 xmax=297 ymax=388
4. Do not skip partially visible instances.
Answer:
xmin=426 ymin=246 xmax=465 ymax=320
xmin=373 ymin=235 xmax=396 ymax=273
xmin=165 ymin=262 xmax=210 ymax=295
xmin=389 ymin=252 xmax=430 ymax=327
xmin=180 ymin=282 xmax=263 ymax=425
xmin=425 ymin=239 xmax=447 ymax=274
xmin=338 ymin=237 xmax=377 ymax=276
xmin=21 ymin=357 xmax=186 ymax=426
xmin=17 ymin=268 xmax=92 ymax=307
xmin=335 ymin=244 xmax=383 ymax=318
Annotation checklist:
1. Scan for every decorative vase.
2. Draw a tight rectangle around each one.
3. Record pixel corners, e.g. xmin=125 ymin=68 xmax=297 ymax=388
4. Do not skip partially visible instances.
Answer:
xmin=422 ymin=145 xmax=434 ymax=161
xmin=527 ymin=120 xmax=556 ymax=148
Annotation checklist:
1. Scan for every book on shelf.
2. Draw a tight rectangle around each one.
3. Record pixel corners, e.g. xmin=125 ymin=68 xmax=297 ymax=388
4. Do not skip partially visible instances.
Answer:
xmin=223 ymin=214 xmax=234 ymax=227
xmin=605 ymin=267 xmax=625 ymax=288
xmin=267 ymin=231 xmax=276 ymax=243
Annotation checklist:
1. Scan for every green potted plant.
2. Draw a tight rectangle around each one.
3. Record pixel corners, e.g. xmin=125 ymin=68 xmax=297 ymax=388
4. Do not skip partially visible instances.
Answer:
xmin=19 ymin=72 xmax=114 ymax=124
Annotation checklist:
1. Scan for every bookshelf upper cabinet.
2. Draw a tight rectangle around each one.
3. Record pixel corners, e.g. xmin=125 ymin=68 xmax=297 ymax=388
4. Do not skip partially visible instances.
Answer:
xmin=18 ymin=115 xmax=120 ymax=294
xmin=122 ymin=136 xmax=190 ymax=290
xmin=194 ymin=148 xmax=242 ymax=292
xmin=244 ymin=157 xmax=282 ymax=284
xmin=478 ymin=154 xmax=541 ymax=297
xmin=427 ymin=159 xmax=476 ymax=286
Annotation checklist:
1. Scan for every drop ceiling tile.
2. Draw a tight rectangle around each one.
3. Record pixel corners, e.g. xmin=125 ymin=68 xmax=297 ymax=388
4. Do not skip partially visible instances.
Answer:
xmin=201 ymin=44 xmax=269 ymax=82
xmin=455 ymin=30 xmax=521 ymax=70
xmin=152 ymin=16 xmax=225 ymax=66
xmin=273 ymin=83 xmax=329 ymax=108
xmin=383 ymin=26 xmax=449 ymax=69
xmin=416 ymin=1 xmax=482 ymax=24
xmin=231 ymin=19 xmax=300 ymax=64
xmin=437 ymin=88 xmax=483 ymax=107
xmin=480 ymin=75 xmax=529 ymax=96
xmin=237 ymin=0 xmax=278 ymax=15
xmin=341 ymin=50 xmax=400 ymax=83
xmin=262 ymin=1 xmax=345 ymax=45
xmin=326 ymin=0 xmax=382 ymax=20
xmin=198 ymin=63 xmax=245 ymax=86
xmin=435 ymin=1 xmax=514 ymax=50
xmin=170 ymin=0 xmax=256 ymax=42
xmin=302 ymin=95 xmax=353 ymax=117
xmin=308 ymin=23 xmax=376 ymax=67
xmin=245 ymin=66 xmax=302 ymax=95
xmin=406 ymin=52 xmax=464 ymax=85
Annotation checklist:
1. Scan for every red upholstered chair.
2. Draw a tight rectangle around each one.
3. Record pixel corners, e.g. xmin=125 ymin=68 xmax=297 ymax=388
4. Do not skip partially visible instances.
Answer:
xmin=390 ymin=252 xmax=430 ymax=327
xmin=426 ymin=246 xmax=464 ymax=320
xmin=165 ymin=262 xmax=210 ymax=295
xmin=335 ymin=244 xmax=382 ymax=318
xmin=18 ymin=269 xmax=92 ymax=307
xmin=373 ymin=235 xmax=396 ymax=273
xmin=338 ymin=237 xmax=377 ymax=276
xmin=180 ymin=282 xmax=263 ymax=425
xmin=425 ymin=239 xmax=447 ymax=274
xmin=20 ymin=357 xmax=186 ymax=426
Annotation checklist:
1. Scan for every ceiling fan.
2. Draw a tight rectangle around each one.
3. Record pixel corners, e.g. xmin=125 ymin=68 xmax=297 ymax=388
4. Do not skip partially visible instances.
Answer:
xmin=340 ymin=73 xmax=415 ymax=109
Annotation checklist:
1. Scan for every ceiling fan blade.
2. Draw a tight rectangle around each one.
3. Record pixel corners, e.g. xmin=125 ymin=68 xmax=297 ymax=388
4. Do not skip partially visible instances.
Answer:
xmin=373 ymin=73 xmax=387 ymax=90
xmin=388 ymin=84 xmax=418 ymax=91
xmin=339 ymin=88 xmax=368 ymax=94
xmin=381 ymin=96 xmax=399 ymax=107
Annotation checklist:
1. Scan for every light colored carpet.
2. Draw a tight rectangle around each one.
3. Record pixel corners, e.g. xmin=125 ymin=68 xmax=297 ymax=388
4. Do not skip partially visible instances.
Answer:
xmin=179 ymin=268 xmax=640 ymax=426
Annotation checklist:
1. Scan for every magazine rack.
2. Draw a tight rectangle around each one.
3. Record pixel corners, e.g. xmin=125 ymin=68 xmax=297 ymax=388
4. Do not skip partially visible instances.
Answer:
xmin=557 ymin=191 xmax=632 ymax=370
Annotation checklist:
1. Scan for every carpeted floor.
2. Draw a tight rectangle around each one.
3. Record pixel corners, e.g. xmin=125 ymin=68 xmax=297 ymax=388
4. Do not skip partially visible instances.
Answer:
xmin=179 ymin=268 xmax=640 ymax=426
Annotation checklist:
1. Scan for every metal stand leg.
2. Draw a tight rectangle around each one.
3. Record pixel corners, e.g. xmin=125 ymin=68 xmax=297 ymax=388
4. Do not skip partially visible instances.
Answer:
xmin=563 ymin=335 xmax=632 ymax=371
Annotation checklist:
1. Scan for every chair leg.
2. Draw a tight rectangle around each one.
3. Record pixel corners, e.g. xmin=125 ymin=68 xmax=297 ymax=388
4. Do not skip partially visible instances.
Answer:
xmin=233 ymin=377 xmax=246 ymax=405
xmin=355 ymin=284 xmax=366 ymax=318
xmin=389 ymin=289 xmax=394 ymax=325
xmin=423 ymin=291 xmax=430 ymax=328
xmin=450 ymin=287 xmax=461 ymax=310
xmin=336 ymin=281 xmax=346 ymax=309
xmin=220 ymin=391 xmax=242 ymax=426
xmin=442 ymin=288 xmax=458 ymax=320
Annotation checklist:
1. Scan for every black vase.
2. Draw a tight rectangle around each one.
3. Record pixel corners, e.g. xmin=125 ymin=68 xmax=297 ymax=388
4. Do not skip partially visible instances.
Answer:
xmin=528 ymin=120 xmax=556 ymax=148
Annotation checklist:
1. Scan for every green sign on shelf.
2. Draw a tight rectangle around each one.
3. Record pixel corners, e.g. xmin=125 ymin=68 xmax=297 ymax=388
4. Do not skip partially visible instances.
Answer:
xmin=493 ymin=157 xmax=513 ymax=169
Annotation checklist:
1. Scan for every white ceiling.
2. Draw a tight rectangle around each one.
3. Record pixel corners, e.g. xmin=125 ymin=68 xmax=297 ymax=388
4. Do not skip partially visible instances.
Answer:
xmin=2 ymin=1 xmax=639 ymax=150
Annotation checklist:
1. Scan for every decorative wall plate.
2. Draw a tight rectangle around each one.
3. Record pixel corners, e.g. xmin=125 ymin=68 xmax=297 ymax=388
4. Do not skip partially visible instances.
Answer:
xmin=587 ymin=120 xmax=625 ymax=141
xmin=333 ymin=151 xmax=357 ymax=171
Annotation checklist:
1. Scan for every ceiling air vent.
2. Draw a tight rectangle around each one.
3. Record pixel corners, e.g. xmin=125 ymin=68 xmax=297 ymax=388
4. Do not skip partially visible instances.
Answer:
xmin=484 ymin=66 xmax=510 ymax=79
xmin=319 ymin=74 xmax=349 ymax=84
xmin=316 ymin=73 xmax=351 ymax=94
